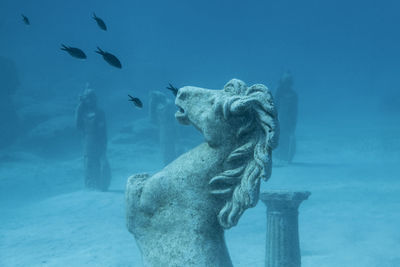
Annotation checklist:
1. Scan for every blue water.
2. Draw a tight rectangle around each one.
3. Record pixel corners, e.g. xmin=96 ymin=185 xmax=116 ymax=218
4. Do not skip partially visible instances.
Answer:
xmin=1 ymin=0 xmax=399 ymax=266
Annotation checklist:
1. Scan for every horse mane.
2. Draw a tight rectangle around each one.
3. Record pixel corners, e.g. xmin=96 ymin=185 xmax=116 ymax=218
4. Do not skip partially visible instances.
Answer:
xmin=209 ymin=79 xmax=279 ymax=229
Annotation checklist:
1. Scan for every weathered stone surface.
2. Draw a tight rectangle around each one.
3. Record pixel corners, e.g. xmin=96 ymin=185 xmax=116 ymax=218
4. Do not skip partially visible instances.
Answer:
xmin=261 ymin=191 xmax=310 ymax=267
xmin=126 ymin=79 xmax=279 ymax=266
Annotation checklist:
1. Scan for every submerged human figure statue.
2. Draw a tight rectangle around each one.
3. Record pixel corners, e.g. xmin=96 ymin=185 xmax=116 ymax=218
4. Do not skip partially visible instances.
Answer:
xmin=76 ymin=88 xmax=111 ymax=191
xmin=126 ymin=79 xmax=278 ymax=266
xmin=274 ymin=72 xmax=298 ymax=164
xmin=148 ymin=91 xmax=176 ymax=165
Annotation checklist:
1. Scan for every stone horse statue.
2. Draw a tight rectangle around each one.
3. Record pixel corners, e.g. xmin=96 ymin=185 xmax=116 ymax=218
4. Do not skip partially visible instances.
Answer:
xmin=126 ymin=79 xmax=279 ymax=266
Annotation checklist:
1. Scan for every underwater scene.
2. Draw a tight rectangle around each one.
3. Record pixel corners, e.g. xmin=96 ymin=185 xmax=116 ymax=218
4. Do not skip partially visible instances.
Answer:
xmin=1 ymin=0 xmax=399 ymax=266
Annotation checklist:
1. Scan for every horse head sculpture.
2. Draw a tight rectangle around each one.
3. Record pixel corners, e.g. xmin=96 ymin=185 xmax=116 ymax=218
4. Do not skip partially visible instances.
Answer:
xmin=126 ymin=79 xmax=278 ymax=266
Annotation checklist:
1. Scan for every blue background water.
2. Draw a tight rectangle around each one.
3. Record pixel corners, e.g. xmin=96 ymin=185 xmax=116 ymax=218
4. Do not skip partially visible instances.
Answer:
xmin=0 ymin=0 xmax=399 ymax=266
xmin=2 ymin=0 xmax=399 ymax=121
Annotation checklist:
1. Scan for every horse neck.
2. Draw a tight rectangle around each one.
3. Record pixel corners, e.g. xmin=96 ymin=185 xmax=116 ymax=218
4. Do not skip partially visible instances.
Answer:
xmin=172 ymin=141 xmax=234 ymax=181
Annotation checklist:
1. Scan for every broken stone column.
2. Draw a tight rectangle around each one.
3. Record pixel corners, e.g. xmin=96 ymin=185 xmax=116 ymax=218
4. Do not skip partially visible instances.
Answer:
xmin=260 ymin=191 xmax=311 ymax=267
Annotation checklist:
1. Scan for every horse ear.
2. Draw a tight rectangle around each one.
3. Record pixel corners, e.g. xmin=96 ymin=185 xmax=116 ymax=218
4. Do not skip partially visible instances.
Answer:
xmin=224 ymin=79 xmax=247 ymax=95
xmin=230 ymin=99 xmax=250 ymax=115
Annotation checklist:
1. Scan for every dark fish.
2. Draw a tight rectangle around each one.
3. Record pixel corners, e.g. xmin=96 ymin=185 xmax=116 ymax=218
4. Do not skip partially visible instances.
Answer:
xmin=166 ymin=83 xmax=178 ymax=96
xmin=21 ymin=14 xmax=30 ymax=25
xmin=128 ymin=94 xmax=143 ymax=108
xmin=60 ymin=44 xmax=87 ymax=59
xmin=95 ymin=47 xmax=122 ymax=68
xmin=92 ymin=12 xmax=107 ymax=31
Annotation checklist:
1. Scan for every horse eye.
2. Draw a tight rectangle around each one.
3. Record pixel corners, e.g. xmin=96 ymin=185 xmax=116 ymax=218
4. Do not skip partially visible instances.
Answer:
xmin=178 ymin=91 xmax=187 ymax=100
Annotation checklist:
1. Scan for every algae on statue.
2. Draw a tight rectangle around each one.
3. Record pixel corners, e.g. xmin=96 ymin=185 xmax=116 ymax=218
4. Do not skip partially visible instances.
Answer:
xmin=126 ymin=79 xmax=279 ymax=266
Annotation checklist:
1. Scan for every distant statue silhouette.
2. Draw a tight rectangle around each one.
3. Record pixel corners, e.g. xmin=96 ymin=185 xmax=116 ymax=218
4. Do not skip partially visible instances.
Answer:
xmin=148 ymin=91 xmax=177 ymax=165
xmin=274 ymin=72 xmax=298 ymax=164
xmin=76 ymin=88 xmax=111 ymax=191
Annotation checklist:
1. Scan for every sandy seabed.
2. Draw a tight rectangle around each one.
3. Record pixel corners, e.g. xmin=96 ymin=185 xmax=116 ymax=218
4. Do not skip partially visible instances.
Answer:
xmin=1 ymin=119 xmax=399 ymax=267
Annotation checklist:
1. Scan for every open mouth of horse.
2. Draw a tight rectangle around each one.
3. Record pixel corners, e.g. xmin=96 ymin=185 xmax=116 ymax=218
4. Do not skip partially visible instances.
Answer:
xmin=175 ymin=104 xmax=190 ymax=125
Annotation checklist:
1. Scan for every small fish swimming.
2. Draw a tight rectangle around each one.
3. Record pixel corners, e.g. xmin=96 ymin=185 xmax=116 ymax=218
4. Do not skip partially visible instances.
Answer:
xmin=60 ymin=44 xmax=87 ymax=59
xmin=95 ymin=47 xmax=122 ymax=68
xmin=92 ymin=13 xmax=107 ymax=31
xmin=166 ymin=83 xmax=178 ymax=96
xmin=21 ymin=14 xmax=30 ymax=25
xmin=128 ymin=95 xmax=143 ymax=108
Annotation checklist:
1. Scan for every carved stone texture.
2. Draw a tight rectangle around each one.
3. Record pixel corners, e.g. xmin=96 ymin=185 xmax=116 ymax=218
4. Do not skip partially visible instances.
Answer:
xmin=260 ymin=191 xmax=311 ymax=267
xmin=126 ymin=79 xmax=279 ymax=266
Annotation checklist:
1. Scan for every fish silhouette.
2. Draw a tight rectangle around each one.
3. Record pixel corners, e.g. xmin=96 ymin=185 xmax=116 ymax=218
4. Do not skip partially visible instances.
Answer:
xmin=92 ymin=13 xmax=107 ymax=31
xmin=60 ymin=44 xmax=87 ymax=59
xmin=21 ymin=14 xmax=30 ymax=25
xmin=95 ymin=47 xmax=122 ymax=68
xmin=166 ymin=83 xmax=178 ymax=96
xmin=128 ymin=94 xmax=143 ymax=108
